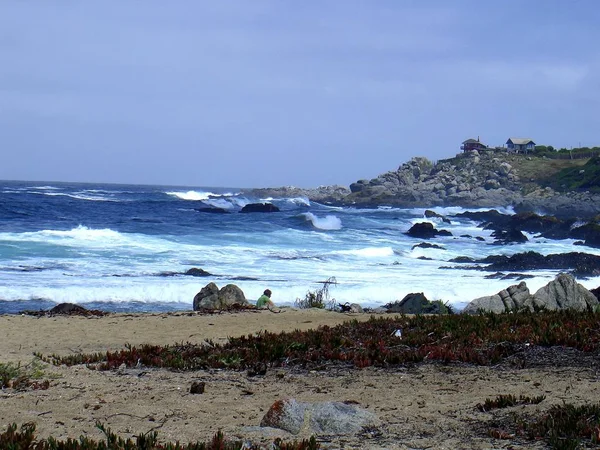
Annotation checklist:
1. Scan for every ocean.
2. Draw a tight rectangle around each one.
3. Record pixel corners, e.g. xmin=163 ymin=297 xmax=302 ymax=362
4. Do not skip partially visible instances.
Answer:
xmin=1 ymin=180 xmax=599 ymax=314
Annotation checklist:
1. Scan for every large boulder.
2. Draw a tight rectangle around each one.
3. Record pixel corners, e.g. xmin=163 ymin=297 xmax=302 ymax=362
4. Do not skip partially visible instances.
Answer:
xmin=260 ymin=398 xmax=379 ymax=435
xmin=528 ymin=273 xmax=599 ymax=311
xmin=193 ymin=283 xmax=249 ymax=310
xmin=462 ymin=282 xmax=533 ymax=314
xmin=218 ymin=284 xmax=247 ymax=305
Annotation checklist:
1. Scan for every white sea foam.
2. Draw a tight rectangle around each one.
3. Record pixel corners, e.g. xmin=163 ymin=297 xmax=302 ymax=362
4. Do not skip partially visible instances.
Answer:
xmin=334 ymin=247 xmax=395 ymax=257
xmin=289 ymin=197 xmax=310 ymax=207
xmin=302 ymin=213 xmax=342 ymax=230
xmin=30 ymin=185 xmax=61 ymax=191
xmin=40 ymin=192 xmax=115 ymax=202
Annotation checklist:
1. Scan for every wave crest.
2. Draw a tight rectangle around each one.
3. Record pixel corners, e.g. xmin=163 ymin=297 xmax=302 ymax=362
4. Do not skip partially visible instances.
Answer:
xmin=302 ymin=213 xmax=342 ymax=230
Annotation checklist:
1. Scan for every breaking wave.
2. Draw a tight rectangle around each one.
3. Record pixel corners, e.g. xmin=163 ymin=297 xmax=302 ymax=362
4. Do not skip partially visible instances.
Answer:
xmin=301 ymin=213 xmax=342 ymax=230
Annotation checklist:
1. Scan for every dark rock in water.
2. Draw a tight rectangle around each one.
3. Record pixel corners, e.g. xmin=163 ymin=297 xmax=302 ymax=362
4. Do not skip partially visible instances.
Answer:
xmin=195 ymin=207 xmax=230 ymax=214
xmin=454 ymin=210 xmax=511 ymax=227
xmin=478 ymin=251 xmax=600 ymax=276
xmin=260 ymin=398 xmax=379 ymax=435
xmin=424 ymin=210 xmax=451 ymax=223
xmin=579 ymin=224 xmax=600 ymax=248
xmin=485 ymin=272 xmax=535 ymax=281
xmin=450 ymin=256 xmax=476 ymax=263
xmin=240 ymin=203 xmax=280 ymax=213
xmin=384 ymin=293 xmax=452 ymax=314
xmin=406 ymin=222 xmax=452 ymax=239
xmin=417 ymin=256 xmax=433 ymax=260
xmin=406 ymin=222 xmax=437 ymax=238
xmin=190 ymin=381 xmax=205 ymax=394
xmin=490 ymin=228 xmax=528 ymax=245
xmin=184 ymin=268 xmax=212 ymax=277
xmin=412 ymin=242 xmax=445 ymax=250
xmin=476 ymin=236 xmax=486 ymax=241
xmin=509 ymin=212 xmax=563 ymax=233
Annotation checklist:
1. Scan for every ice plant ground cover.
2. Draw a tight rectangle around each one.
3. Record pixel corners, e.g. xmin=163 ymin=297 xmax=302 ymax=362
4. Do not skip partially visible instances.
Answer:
xmin=40 ymin=310 xmax=600 ymax=370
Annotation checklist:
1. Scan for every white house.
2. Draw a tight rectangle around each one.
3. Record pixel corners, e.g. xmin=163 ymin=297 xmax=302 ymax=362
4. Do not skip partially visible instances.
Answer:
xmin=506 ymin=138 xmax=536 ymax=153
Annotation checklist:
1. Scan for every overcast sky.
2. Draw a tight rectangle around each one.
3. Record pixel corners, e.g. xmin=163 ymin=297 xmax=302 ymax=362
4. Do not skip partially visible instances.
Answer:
xmin=1 ymin=1 xmax=599 ymax=188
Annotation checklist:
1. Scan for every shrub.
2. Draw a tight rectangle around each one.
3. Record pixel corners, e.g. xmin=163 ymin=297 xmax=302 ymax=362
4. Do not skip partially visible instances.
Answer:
xmin=295 ymin=277 xmax=337 ymax=309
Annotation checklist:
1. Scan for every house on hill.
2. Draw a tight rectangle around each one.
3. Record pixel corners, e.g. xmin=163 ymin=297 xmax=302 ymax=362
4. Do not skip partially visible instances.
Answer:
xmin=506 ymin=138 xmax=535 ymax=153
xmin=461 ymin=138 xmax=487 ymax=152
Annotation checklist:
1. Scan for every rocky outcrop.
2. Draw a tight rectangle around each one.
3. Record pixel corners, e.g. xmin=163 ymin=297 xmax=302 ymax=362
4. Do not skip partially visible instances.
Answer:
xmin=260 ymin=398 xmax=379 ymax=435
xmin=462 ymin=274 xmax=599 ymax=314
xmin=243 ymin=185 xmax=350 ymax=205
xmin=193 ymin=282 xmax=248 ymax=310
xmin=341 ymin=153 xmax=600 ymax=218
xmin=245 ymin=152 xmax=600 ymax=217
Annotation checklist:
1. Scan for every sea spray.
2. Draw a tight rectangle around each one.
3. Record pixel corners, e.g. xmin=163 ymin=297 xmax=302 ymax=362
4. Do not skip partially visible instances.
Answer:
xmin=301 ymin=212 xmax=342 ymax=230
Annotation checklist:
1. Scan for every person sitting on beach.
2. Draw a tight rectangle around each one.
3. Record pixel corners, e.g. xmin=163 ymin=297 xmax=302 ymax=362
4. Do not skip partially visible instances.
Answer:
xmin=256 ymin=289 xmax=275 ymax=309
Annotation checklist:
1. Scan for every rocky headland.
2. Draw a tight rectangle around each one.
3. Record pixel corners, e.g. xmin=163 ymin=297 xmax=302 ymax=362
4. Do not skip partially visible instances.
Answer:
xmin=247 ymin=151 xmax=600 ymax=218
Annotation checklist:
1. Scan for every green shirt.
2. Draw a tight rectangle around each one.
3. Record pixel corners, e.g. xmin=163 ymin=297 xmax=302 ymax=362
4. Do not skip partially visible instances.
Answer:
xmin=256 ymin=294 xmax=272 ymax=308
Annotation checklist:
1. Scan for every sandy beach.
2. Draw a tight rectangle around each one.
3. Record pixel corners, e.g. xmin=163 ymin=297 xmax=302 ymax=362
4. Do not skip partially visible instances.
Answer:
xmin=1 ymin=309 xmax=598 ymax=449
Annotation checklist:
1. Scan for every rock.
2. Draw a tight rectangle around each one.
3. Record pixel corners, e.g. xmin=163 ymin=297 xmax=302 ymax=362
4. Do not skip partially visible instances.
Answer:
xmin=384 ymin=293 xmax=451 ymax=314
xmin=218 ymin=284 xmax=247 ymax=305
xmin=529 ymin=273 xmax=599 ymax=311
xmin=193 ymin=283 xmax=248 ymax=311
xmin=490 ymin=228 xmax=528 ymax=245
xmin=424 ymin=210 xmax=451 ymax=223
xmin=405 ymin=222 xmax=452 ymax=239
xmin=462 ymin=282 xmax=533 ymax=314
xmin=184 ymin=268 xmax=212 ymax=277
xmin=195 ymin=207 xmax=230 ymax=214
xmin=478 ymin=251 xmax=600 ymax=276
xmin=190 ymin=381 xmax=205 ymax=394
xmin=48 ymin=303 xmax=94 ymax=316
xmin=339 ymin=302 xmax=364 ymax=313
xmin=193 ymin=282 xmax=219 ymax=310
xmin=412 ymin=242 xmax=445 ymax=250
xmin=247 ymin=362 xmax=267 ymax=377
xmin=260 ymin=398 xmax=379 ymax=435
xmin=240 ymin=203 xmax=280 ymax=213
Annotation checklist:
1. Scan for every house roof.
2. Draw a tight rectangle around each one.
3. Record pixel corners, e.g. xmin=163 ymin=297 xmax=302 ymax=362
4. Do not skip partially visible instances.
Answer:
xmin=507 ymin=138 xmax=535 ymax=145
xmin=462 ymin=138 xmax=480 ymax=144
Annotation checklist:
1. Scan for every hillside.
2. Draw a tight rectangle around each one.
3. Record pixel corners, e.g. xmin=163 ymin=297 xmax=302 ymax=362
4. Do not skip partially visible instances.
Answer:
xmin=246 ymin=150 xmax=600 ymax=218
xmin=342 ymin=150 xmax=600 ymax=217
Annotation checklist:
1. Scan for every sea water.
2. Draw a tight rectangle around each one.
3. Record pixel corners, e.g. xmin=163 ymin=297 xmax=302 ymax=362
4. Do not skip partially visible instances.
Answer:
xmin=1 ymin=180 xmax=599 ymax=314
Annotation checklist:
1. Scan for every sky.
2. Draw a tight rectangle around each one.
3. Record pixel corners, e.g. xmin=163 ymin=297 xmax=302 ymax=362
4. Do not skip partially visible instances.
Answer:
xmin=1 ymin=1 xmax=599 ymax=188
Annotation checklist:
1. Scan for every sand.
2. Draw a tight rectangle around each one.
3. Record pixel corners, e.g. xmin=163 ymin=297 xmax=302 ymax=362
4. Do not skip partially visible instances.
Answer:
xmin=0 ymin=309 xmax=597 ymax=449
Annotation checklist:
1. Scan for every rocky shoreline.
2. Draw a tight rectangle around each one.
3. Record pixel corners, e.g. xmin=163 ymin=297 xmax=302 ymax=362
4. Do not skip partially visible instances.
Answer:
xmin=246 ymin=151 xmax=600 ymax=218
